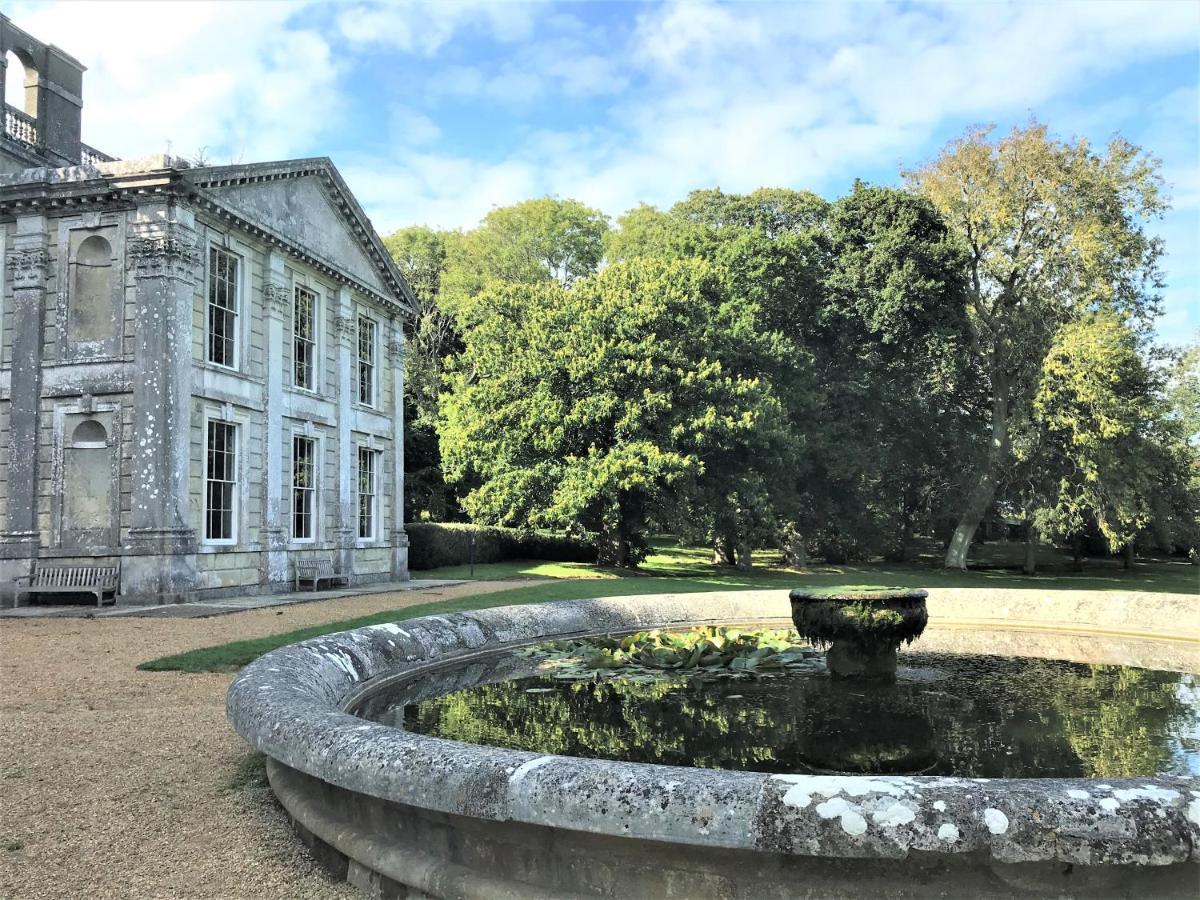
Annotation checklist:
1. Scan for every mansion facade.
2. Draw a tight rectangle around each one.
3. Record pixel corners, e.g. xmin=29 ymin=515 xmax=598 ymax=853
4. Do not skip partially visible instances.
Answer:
xmin=0 ymin=16 xmax=411 ymax=604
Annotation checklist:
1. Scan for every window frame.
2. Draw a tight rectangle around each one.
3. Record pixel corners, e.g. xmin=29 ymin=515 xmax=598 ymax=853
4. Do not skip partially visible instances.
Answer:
xmin=291 ymin=432 xmax=318 ymax=543
xmin=205 ymin=245 xmax=242 ymax=370
xmin=356 ymin=445 xmax=378 ymax=541
xmin=203 ymin=418 xmax=239 ymax=545
xmin=292 ymin=283 xmax=320 ymax=393
xmin=356 ymin=313 xmax=378 ymax=408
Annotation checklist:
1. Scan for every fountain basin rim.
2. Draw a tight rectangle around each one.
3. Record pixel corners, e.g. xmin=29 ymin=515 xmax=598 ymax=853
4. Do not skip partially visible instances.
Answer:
xmin=226 ymin=589 xmax=1200 ymax=868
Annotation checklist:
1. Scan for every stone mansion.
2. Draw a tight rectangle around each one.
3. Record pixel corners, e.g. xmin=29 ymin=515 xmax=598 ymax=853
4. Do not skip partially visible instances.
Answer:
xmin=0 ymin=16 xmax=412 ymax=604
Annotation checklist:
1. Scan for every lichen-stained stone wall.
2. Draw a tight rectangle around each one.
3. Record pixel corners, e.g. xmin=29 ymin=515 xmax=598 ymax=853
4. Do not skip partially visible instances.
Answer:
xmin=228 ymin=591 xmax=1200 ymax=899
xmin=0 ymin=155 xmax=413 ymax=605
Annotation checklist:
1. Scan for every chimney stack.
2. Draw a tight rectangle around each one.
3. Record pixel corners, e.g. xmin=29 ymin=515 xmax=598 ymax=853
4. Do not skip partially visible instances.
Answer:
xmin=1 ymin=14 xmax=86 ymax=166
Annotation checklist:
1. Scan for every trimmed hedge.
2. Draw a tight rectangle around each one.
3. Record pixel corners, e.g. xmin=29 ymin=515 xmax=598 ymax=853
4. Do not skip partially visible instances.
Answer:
xmin=406 ymin=523 xmax=596 ymax=570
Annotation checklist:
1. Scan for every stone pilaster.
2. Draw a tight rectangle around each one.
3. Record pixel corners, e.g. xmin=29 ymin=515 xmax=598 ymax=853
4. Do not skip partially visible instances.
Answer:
xmin=261 ymin=254 xmax=289 ymax=584
xmin=0 ymin=216 xmax=49 ymax=605
xmin=387 ymin=326 xmax=409 ymax=580
xmin=333 ymin=288 xmax=356 ymax=577
xmin=120 ymin=201 xmax=200 ymax=603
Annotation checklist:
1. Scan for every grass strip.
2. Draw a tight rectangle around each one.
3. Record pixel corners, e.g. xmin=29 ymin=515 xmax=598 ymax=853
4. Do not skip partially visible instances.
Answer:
xmin=137 ymin=576 xmax=793 ymax=674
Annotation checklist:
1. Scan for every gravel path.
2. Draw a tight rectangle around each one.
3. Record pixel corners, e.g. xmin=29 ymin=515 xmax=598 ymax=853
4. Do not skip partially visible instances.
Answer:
xmin=0 ymin=580 xmax=533 ymax=899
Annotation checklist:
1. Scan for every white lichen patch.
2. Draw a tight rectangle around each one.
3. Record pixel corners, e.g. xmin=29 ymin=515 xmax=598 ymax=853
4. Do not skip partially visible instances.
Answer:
xmin=932 ymin=800 xmax=947 ymax=812
xmin=1187 ymin=798 xmax=1200 ymax=826
xmin=873 ymin=802 xmax=917 ymax=827
xmin=1111 ymin=787 xmax=1180 ymax=803
xmin=773 ymin=774 xmax=911 ymax=810
xmin=1066 ymin=789 xmax=1090 ymax=800
xmin=983 ymin=808 xmax=1009 ymax=834
xmin=937 ymin=823 xmax=960 ymax=842
xmin=1099 ymin=798 xmax=1120 ymax=812
xmin=322 ymin=650 xmax=359 ymax=680
xmin=507 ymin=755 xmax=556 ymax=790
xmin=815 ymin=797 xmax=868 ymax=836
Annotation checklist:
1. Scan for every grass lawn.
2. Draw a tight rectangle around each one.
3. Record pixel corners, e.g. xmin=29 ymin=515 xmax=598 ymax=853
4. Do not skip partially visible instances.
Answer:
xmin=140 ymin=538 xmax=1195 ymax=674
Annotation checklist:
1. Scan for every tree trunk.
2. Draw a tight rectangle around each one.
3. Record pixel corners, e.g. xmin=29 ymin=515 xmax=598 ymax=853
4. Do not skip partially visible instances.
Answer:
xmin=711 ymin=532 xmax=736 ymax=566
xmin=945 ymin=370 xmax=1012 ymax=570
xmin=734 ymin=541 xmax=752 ymax=571
xmin=1122 ymin=541 xmax=1134 ymax=571
xmin=783 ymin=533 xmax=807 ymax=568
xmin=1071 ymin=534 xmax=1084 ymax=572
xmin=945 ymin=466 xmax=1001 ymax=569
xmin=597 ymin=499 xmax=632 ymax=568
xmin=1022 ymin=519 xmax=1037 ymax=575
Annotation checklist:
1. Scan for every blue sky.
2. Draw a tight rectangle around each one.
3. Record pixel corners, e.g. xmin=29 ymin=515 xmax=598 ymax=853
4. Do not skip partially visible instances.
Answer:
xmin=9 ymin=0 xmax=1198 ymax=342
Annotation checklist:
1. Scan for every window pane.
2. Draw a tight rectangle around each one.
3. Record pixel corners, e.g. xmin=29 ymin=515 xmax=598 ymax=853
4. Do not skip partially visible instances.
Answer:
xmin=294 ymin=287 xmax=317 ymax=390
xmin=357 ymin=446 xmax=376 ymax=539
xmin=357 ymin=316 xmax=376 ymax=406
xmin=292 ymin=435 xmax=316 ymax=540
xmin=207 ymin=248 xmax=239 ymax=367
xmin=205 ymin=421 xmax=237 ymax=541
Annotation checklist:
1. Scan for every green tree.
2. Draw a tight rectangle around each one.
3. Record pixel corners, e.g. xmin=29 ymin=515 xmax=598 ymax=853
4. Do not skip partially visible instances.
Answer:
xmin=909 ymin=123 xmax=1167 ymax=568
xmin=1155 ymin=340 xmax=1200 ymax=558
xmin=817 ymin=183 xmax=977 ymax=561
xmin=607 ymin=189 xmax=828 ymax=564
xmin=438 ymin=257 xmax=787 ymax=567
xmin=1023 ymin=313 xmax=1172 ymax=565
xmin=384 ymin=225 xmax=457 ymax=519
xmin=442 ymin=196 xmax=610 ymax=315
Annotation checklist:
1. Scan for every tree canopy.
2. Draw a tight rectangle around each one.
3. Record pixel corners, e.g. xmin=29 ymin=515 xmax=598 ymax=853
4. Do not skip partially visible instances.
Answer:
xmin=386 ymin=122 xmax=1196 ymax=571
xmin=907 ymin=122 xmax=1168 ymax=567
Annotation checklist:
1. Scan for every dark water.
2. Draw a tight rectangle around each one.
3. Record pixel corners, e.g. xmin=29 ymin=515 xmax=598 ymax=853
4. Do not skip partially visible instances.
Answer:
xmin=361 ymin=650 xmax=1199 ymax=779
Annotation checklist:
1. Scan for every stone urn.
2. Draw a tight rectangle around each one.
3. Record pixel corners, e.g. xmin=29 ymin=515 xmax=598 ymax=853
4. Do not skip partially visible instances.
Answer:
xmin=789 ymin=588 xmax=929 ymax=680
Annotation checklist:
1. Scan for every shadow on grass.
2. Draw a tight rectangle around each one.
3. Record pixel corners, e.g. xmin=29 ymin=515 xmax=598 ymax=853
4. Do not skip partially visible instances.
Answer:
xmin=141 ymin=539 xmax=1195 ymax=674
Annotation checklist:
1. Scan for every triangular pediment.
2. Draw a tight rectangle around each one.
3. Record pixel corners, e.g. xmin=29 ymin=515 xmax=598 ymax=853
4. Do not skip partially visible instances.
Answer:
xmin=204 ymin=175 xmax=385 ymax=291
xmin=184 ymin=159 xmax=412 ymax=311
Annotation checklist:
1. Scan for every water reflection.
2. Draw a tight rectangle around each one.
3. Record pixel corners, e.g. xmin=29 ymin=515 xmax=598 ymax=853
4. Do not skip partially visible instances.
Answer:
xmin=363 ymin=650 xmax=1199 ymax=778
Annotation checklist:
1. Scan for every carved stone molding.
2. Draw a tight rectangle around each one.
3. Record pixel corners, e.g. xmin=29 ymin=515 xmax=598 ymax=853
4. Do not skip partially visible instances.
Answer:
xmin=333 ymin=315 xmax=355 ymax=347
xmin=386 ymin=338 xmax=407 ymax=364
xmin=128 ymin=235 xmax=201 ymax=282
xmin=264 ymin=283 xmax=291 ymax=318
xmin=6 ymin=247 xmax=50 ymax=290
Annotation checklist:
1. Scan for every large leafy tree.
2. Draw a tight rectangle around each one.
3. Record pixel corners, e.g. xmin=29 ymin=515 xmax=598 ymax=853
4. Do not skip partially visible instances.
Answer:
xmin=909 ymin=122 xmax=1167 ymax=568
xmin=817 ymin=183 xmax=978 ymax=561
xmin=606 ymin=189 xmax=827 ymax=564
xmin=439 ymin=257 xmax=787 ymax=567
xmin=442 ymin=196 xmax=610 ymax=314
xmin=1025 ymin=313 xmax=1163 ymax=561
xmin=1014 ymin=317 xmax=1199 ymax=570
xmin=384 ymin=225 xmax=457 ymax=520
xmin=1156 ymin=341 xmax=1200 ymax=558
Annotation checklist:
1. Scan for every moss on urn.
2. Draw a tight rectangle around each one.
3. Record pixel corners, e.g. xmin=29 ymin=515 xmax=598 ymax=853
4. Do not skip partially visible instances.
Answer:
xmin=789 ymin=588 xmax=929 ymax=680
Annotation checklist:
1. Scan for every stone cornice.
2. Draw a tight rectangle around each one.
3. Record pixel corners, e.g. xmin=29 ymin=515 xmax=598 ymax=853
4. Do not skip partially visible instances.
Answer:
xmin=182 ymin=157 xmax=412 ymax=310
xmin=0 ymin=156 xmax=414 ymax=318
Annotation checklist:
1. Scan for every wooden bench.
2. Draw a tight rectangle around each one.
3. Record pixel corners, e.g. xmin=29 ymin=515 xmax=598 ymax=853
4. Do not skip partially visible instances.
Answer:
xmin=294 ymin=557 xmax=348 ymax=592
xmin=16 ymin=563 xmax=120 ymax=606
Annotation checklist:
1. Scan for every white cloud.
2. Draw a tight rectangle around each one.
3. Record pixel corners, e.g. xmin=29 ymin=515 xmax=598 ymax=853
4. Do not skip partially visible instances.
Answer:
xmin=336 ymin=0 xmax=536 ymax=55
xmin=8 ymin=0 xmax=341 ymax=162
xmin=7 ymin=0 xmax=1195 ymax=344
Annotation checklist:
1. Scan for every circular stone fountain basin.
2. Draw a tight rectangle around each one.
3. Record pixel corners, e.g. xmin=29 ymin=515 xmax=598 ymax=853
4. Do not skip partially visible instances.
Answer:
xmin=227 ymin=590 xmax=1200 ymax=899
